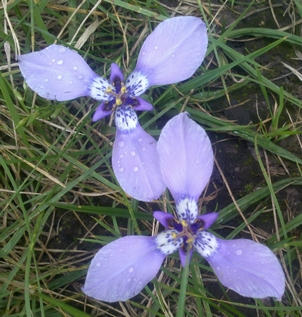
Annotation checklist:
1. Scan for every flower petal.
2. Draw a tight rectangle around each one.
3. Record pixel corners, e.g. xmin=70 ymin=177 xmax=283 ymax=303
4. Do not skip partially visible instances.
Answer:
xmin=110 ymin=63 xmax=124 ymax=83
xmin=203 ymin=238 xmax=285 ymax=300
xmin=155 ymin=230 xmax=183 ymax=255
xmin=113 ymin=108 xmax=166 ymax=201
xmin=133 ymin=97 xmax=153 ymax=111
xmin=197 ymin=213 xmax=219 ymax=230
xmin=18 ymin=44 xmax=107 ymax=101
xmin=157 ymin=113 xmax=213 ymax=202
xmin=92 ymin=102 xmax=113 ymax=122
xmin=153 ymin=211 xmax=174 ymax=227
xmin=125 ymin=70 xmax=149 ymax=97
xmin=179 ymin=247 xmax=193 ymax=268
xmin=133 ymin=16 xmax=208 ymax=86
xmin=83 ymin=236 xmax=165 ymax=302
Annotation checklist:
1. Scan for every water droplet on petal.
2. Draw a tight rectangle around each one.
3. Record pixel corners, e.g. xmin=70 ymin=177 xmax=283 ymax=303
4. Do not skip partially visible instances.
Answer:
xmin=73 ymin=66 xmax=78 ymax=71
xmin=118 ymin=141 xmax=124 ymax=148
xmin=171 ymin=54 xmax=175 ymax=58
xmin=44 ymin=79 xmax=48 ymax=83
xmin=142 ymin=51 xmax=146 ymax=56
xmin=77 ymin=75 xmax=83 ymax=80
xmin=96 ymin=262 xmax=100 ymax=267
xmin=52 ymin=59 xmax=55 ymax=62
xmin=236 ymin=249 xmax=242 ymax=255
xmin=127 ymin=278 xmax=131 ymax=282
xmin=142 ymin=147 xmax=146 ymax=151
xmin=138 ymin=138 xmax=143 ymax=142
xmin=216 ymin=266 xmax=220 ymax=270
xmin=59 ymin=47 xmax=66 ymax=53
xmin=57 ymin=60 xmax=63 ymax=65
xmin=120 ymin=154 xmax=124 ymax=158
xmin=128 ymin=267 xmax=134 ymax=273
xmin=131 ymin=151 xmax=136 ymax=156
xmin=119 ymin=167 xmax=123 ymax=172
xmin=57 ymin=75 xmax=62 ymax=80
xmin=133 ymin=166 xmax=139 ymax=172
xmin=154 ymin=45 xmax=158 ymax=50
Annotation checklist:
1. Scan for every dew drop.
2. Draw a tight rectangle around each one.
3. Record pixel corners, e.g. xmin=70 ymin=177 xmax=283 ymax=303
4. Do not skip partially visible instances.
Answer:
xmin=52 ymin=59 xmax=55 ymax=62
xmin=154 ymin=45 xmax=158 ymax=50
xmin=77 ymin=75 xmax=83 ymax=80
xmin=133 ymin=166 xmax=139 ymax=172
xmin=119 ymin=167 xmax=124 ymax=172
xmin=138 ymin=138 xmax=143 ymax=142
xmin=118 ymin=141 xmax=125 ymax=148
xmin=128 ymin=267 xmax=134 ymax=273
xmin=142 ymin=51 xmax=146 ymax=56
xmin=73 ymin=66 xmax=78 ymax=71
xmin=96 ymin=262 xmax=100 ymax=267
xmin=120 ymin=154 xmax=124 ymax=158
xmin=142 ymin=147 xmax=146 ymax=151
xmin=44 ymin=79 xmax=48 ymax=83
xmin=196 ymin=160 xmax=200 ymax=163
xmin=57 ymin=60 xmax=63 ymax=65
xmin=171 ymin=54 xmax=175 ymax=58
xmin=40 ymin=85 xmax=44 ymax=89
xmin=59 ymin=47 xmax=66 ymax=53
xmin=138 ymin=281 xmax=142 ymax=285
xmin=236 ymin=249 xmax=242 ymax=256
xmin=127 ymin=278 xmax=131 ymax=282
xmin=131 ymin=151 xmax=136 ymax=156
xmin=69 ymin=81 xmax=73 ymax=84
xmin=216 ymin=266 xmax=220 ymax=270
xmin=57 ymin=74 xmax=62 ymax=80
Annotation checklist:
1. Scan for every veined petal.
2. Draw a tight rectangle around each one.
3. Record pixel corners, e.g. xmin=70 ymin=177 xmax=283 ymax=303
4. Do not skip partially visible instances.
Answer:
xmin=133 ymin=16 xmax=208 ymax=86
xmin=157 ymin=113 xmax=214 ymax=202
xmin=18 ymin=44 xmax=108 ymax=101
xmin=204 ymin=238 xmax=285 ymax=300
xmin=92 ymin=102 xmax=113 ymax=121
xmin=83 ymin=236 xmax=165 ymax=302
xmin=125 ymin=71 xmax=149 ymax=97
xmin=113 ymin=109 xmax=166 ymax=201
xmin=155 ymin=230 xmax=183 ymax=255
xmin=176 ymin=197 xmax=198 ymax=223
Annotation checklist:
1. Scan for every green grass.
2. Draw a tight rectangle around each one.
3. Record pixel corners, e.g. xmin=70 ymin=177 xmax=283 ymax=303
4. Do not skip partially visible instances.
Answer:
xmin=1 ymin=0 xmax=302 ymax=316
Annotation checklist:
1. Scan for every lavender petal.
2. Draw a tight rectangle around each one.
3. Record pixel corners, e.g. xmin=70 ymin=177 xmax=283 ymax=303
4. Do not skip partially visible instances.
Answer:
xmin=133 ymin=97 xmax=153 ymax=111
xmin=113 ymin=112 xmax=166 ymax=201
xmin=153 ymin=211 xmax=174 ymax=228
xmin=197 ymin=213 xmax=219 ymax=230
xmin=110 ymin=63 xmax=124 ymax=83
xmin=18 ymin=44 xmax=110 ymax=101
xmin=133 ymin=16 xmax=208 ymax=86
xmin=92 ymin=102 xmax=113 ymax=122
xmin=82 ymin=236 xmax=165 ymax=302
xmin=205 ymin=238 xmax=285 ymax=300
xmin=157 ymin=113 xmax=213 ymax=202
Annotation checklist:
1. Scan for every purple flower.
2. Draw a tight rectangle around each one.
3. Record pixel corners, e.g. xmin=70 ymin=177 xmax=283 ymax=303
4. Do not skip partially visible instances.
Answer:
xmin=82 ymin=113 xmax=285 ymax=302
xmin=18 ymin=16 xmax=208 ymax=202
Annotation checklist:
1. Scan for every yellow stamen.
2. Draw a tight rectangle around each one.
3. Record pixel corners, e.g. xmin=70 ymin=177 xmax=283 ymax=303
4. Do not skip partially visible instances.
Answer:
xmin=187 ymin=237 xmax=193 ymax=244
xmin=181 ymin=220 xmax=188 ymax=227
xmin=115 ymin=98 xmax=122 ymax=106
xmin=106 ymin=87 xmax=112 ymax=93
xmin=121 ymin=86 xmax=127 ymax=93
xmin=171 ymin=232 xmax=177 ymax=239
